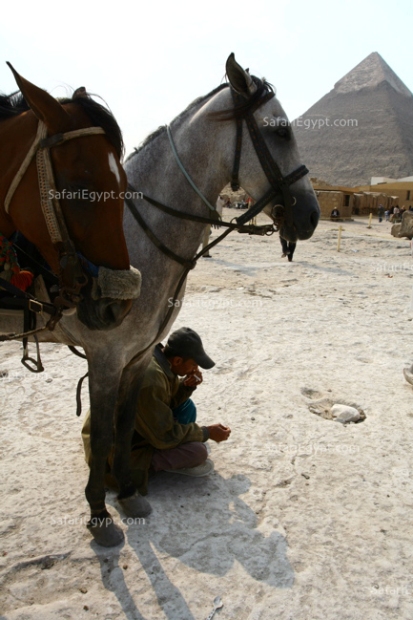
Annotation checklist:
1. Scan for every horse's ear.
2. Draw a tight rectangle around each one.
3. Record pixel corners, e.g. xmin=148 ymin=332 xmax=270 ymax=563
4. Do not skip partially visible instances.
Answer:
xmin=6 ymin=62 xmax=71 ymax=133
xmin=225 ymin=53 xmax=257 ymax=97
xmin=73 ymin=86 xmax=88 ymax=98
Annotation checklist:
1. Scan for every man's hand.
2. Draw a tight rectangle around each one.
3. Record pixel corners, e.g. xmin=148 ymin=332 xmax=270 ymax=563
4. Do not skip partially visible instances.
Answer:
xmin=183 ymin=371 xmax=203 ymax=387
xmin=207 ymin=423 xmax=231 ymax=442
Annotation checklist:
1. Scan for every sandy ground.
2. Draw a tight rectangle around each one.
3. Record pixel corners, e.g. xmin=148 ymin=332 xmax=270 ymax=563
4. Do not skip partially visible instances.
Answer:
xmin=1 ymin=213 xmax=413 ymax=620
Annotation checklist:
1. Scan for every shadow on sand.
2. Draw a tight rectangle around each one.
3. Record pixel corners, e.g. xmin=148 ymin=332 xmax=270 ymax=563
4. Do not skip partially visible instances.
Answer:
xmin=92 ymin=472 xmax=294 ymax=619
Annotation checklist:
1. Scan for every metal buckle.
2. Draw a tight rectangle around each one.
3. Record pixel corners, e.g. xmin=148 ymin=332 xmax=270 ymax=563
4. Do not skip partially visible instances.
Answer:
xmin=28 ymin=299 xmax=43 ymax=313
xmin=40 ymin=133 xmax=65 ymax=149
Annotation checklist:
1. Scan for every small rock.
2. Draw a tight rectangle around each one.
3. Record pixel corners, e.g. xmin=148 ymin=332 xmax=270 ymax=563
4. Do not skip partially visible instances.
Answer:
xmin=80 ymin=587 xmax=87 ymax=594
xmin=83 ymin=605 xmax=89 ymax=611
xmin=123 ymin=564 xmax=128 ymax=570
xmin=331 ymin=404 xmax=361 ymax=424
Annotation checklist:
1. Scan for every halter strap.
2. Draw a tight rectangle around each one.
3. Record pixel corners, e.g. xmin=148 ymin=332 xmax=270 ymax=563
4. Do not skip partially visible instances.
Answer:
xmin=4 ymin=122 xmax=44 ymax=214
xmin=4 ymin=122 xmax=105 ymax=214
xmin=230 ymin=87 xmax=308 ymax=228
xmin=166 ymin=125 xmax=218 ymax=214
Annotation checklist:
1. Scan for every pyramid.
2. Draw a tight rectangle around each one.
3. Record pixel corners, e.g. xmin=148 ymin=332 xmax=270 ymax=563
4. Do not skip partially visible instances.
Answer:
xmin=293 ymin=52 xmax=413 ymax=186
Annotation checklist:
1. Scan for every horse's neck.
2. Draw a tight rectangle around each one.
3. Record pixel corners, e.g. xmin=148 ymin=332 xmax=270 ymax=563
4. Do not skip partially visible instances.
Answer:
xmin=125 ymin=117 xmax=232 ymax=262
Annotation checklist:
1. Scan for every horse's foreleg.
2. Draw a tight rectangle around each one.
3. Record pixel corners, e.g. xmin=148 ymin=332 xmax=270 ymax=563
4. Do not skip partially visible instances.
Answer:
xmin=112 ymin=361 xmax=152 ymax=518
xmin=85 ymin=357 xmax=125 ymax=547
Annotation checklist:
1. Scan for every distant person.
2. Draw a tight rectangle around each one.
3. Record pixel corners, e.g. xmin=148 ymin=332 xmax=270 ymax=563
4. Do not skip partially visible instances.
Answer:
xmin=280 ymin=235 xmax=296 ymax=262
xmin=330 ymin=208 xmax=340 ymax=221
xmin=201 ymin=195 xmax=224 ymax=258
xmin=392 ymin=206 xmax=401 ymax=223
xmin=384 ymin=209 xmax=390 ymax=221
xmin=377 ymin=204 xmax=384 ymax=223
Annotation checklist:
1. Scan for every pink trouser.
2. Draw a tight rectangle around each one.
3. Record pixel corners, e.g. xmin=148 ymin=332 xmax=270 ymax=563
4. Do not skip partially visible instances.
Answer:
xmin=151 ymin=442 xmax=208 ymax=471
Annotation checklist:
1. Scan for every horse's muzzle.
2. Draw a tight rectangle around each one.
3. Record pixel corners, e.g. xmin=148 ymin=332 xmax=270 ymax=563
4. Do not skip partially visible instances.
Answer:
xmin=274 ymin=192 xmax=320 ymax=242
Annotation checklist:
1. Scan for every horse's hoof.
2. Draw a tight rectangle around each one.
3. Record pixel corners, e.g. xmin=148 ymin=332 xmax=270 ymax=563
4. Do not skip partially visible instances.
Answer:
xmin=87 ymin=513 xmax=124 ymax=547
xmin=117 ymin=491 xmax=152 ymax=518
xmin=403 ymin=368 xmax=413 ymax=386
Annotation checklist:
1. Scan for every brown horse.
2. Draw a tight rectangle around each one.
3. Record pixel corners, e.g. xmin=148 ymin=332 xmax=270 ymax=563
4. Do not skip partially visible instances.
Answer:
xmin=0 ymin=65 xmax=141 ymax=331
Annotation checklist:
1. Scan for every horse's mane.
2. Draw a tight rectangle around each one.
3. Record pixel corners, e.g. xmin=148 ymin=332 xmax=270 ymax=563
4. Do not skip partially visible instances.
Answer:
xmin=125 ymin=76 xmax=274 ymax=163
xmin=0 ymin=91 xmax=28 ymax=117
xmin=0 ymin=90 xmax=124 ymax=159
xmin=125 ymin=84 xmax=230 ymax=163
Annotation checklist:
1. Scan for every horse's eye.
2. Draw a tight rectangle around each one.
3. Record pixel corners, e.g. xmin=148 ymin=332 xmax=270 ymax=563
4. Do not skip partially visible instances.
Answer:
xmin=277 ymin=128 xmax=290 ymax=139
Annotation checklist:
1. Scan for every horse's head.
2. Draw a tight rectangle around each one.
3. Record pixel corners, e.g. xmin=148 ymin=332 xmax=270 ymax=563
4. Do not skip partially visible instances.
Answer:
xmin=5 ymin=66 xmax=140 ymax=330
xmin=222 ymin=54 xmax=320 ymax=242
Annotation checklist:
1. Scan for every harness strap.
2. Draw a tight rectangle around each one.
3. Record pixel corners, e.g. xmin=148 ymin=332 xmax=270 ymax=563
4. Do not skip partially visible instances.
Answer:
xmin=231 ymin=90 xmax=243 ymax=191
xmin=0 ymin=276 xmax=56 ymax=314
xmin=139 ymin=191 xmax=221 ymax=224
xmin=166 ymin=125 xmax=218 ymax=214
xmin=36 ymin=122 xmax=65 ymax=244
xmin=4 ymin=123 xmax=105 ymax=215
xmin=127 ymin=185 xmax=273 ymax=232
xmin=230 ymin=87 xmax=309 ymax=229
xmin=0 ymin=276 xmax=60 ymax=353
xmin=39 ymin=126 xmax=105 ymax=149
xmin=4 ymin=122 xmax=45 ymax=214
xmin=76 ymin=371 xmax=89 ymax=417
xmin=235 ymin=187 xmax=278 ymax=225
xmin=125 ymin=197 xmax=196 ymax=270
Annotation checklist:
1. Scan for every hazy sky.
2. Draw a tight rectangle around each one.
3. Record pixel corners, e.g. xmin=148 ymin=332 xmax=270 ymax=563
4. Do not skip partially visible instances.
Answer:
xmin=1 ymin=0 xmax=412 ymax=157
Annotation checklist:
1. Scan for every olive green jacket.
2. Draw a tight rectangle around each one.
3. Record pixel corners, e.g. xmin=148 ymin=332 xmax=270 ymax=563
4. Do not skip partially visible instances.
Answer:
xmin=82 ymin=346 xmax=208 ymax=494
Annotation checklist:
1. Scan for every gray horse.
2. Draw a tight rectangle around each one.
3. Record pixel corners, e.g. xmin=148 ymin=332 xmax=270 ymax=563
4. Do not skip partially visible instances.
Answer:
xmin=2 ymin=54 xmax=319 ymax=547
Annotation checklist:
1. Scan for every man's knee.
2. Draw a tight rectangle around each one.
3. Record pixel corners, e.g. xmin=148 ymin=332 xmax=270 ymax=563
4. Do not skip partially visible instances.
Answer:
xmin=151 ymin=441 xmax=208 ymax=471
xmin=191 ymin=442 xmax=208 ymax=466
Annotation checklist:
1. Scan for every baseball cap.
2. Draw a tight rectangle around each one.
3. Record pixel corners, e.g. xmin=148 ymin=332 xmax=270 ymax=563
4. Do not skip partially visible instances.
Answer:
xmin=167 ymin=327 xmax=215 ymax=369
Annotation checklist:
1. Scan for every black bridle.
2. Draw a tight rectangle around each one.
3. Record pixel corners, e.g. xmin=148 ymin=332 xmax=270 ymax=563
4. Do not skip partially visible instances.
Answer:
xmin=228 ymin=81 xmax=308 ymax=229
xmin=126 ymin=80 xmax=309 ymax=260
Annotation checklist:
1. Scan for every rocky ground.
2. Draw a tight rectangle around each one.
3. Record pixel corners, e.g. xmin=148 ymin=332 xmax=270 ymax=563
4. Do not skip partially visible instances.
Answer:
xmin=1 ymin=214 xmax=413 ymax=620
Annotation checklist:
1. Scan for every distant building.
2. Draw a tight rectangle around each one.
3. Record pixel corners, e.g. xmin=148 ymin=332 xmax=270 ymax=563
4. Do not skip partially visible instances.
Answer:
xmin=358 ymin=179 xmax=413 ymax=210
xmin=311 ymin=178 xmax=400 ymax=218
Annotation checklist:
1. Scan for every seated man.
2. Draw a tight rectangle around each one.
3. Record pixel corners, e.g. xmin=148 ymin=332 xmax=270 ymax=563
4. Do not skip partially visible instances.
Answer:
xmin=82 ymin=327 xmax=231 ymax=496
xmin=330 ymin=208 xmax=340 ymax=221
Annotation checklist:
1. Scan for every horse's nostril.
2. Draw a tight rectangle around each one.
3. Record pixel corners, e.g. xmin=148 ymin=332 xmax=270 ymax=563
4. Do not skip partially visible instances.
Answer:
xmin=310 ymin=210 xmax=319 ymax=229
